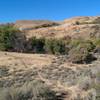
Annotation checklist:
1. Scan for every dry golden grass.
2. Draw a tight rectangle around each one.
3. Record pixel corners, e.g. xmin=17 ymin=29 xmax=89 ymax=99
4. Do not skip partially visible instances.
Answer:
xmin=0 ymin=51 xmax=56 ymax=70
xmin=14 ymin=16 xmax=100 ymax=39
xmin=0 ymin=51 xmax=99 ymax=100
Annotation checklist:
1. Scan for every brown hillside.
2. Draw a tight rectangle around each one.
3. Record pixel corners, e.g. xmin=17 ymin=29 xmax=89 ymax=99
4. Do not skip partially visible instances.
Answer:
xmin=14 ymin=16 xmax=100 ymax=39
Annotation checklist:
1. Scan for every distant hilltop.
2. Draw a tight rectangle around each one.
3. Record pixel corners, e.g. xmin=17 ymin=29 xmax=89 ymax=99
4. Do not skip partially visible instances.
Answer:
xmin=13 ymin=16 xmax=100 ymax=39
xmin=1 ymin=16 xmax=100 ymax=39
xmin=15 ymin=20 xmax=59 ymax=31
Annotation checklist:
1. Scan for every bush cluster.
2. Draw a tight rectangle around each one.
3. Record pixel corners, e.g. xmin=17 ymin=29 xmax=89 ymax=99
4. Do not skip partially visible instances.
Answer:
xmin=0 ymin=24 xmax=26 ymax=52
xmin=68 ymin=40 xmax=96 ymax=64
xmin=0 ymin=25 xmax=68 ymax=54
xmin=28 ymin=37 xmax=98 ymax=63
xmin=28 ymin=37 xmax=67 ymax=55
xmin=0 ymin=24 xmax=99 ymax=64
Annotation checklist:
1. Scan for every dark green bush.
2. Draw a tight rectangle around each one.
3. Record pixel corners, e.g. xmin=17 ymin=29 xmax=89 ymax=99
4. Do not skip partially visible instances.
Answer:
xmin=28 ymin=37 xmax=45 ymax=53
xmin=27 ymin=37 xmax=97 ymax=57
xmin=0 ymin=24 xmax=26 ymax=52
xmin=53 ymin=39 xmax=66 ymax=55
xmin=28 ymin=37 xmax=67 ymax=55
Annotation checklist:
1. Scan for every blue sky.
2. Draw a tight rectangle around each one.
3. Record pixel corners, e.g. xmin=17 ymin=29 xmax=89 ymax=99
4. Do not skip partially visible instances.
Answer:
xmin=0 ymin=0 xmax=100 ymax=23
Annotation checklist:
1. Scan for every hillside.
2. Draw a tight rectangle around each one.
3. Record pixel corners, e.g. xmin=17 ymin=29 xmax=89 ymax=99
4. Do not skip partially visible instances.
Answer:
xmin=0 ymin=16 xmax=100 ymax=100
xmin=15 ymin=16 xmax=100 ymax=39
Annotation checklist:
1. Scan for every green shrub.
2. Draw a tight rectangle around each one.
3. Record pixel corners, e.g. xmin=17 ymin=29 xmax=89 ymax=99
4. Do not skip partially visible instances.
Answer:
xmin=91 ymin=39 xmax=100 ymax=46
xmin=77 ymin=40 xmax=95 ymax=52
xmin=45 ymin=39 xmax=66 ymax=55
xmin=0 ymin=43 xmax=6 ymax=51
xmin=24 ymin=37 xmax=68 ymax=54
xmin=90 ymin=39 xmax=100 ymax=53
xmin=68 ymin=40 xmax=96 ymax=64
xmin=44 ymin=38 xmax=55 ymax=54
xmin=0 ymin=24 xmax=26 ymax=52
xmin=70 ymin=39 xmax=95 ymax=51
xmin=27 ymin=37 xmax=97 ymax=57
xmin=68 ymin=39 xmax=96 ymax=63
xmin=70 ymin=39 xmax=82 ymax=48
xmin=51 ymin=39 xmax=66 ymax=55
xmin=28 ymin=37 xmax=45 ymax=53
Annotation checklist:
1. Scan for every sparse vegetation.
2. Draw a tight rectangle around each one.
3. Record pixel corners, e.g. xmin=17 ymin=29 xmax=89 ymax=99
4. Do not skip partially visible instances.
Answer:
xmin=0 ymin=24 xmax=100 ymax=64
xmin=0 ymin=80 xmax=57 ymax=100
xmin=45 ymin=39 xmax=66 ymax=55
xmin=68 ymin=39 xmax=96 ymax=64
xmin=0 ymin=17 xmax=100 ymax=100
xmin=0 ymin=52 xmax=99 ymax=100
xmin=70 ymin=39 xmax=95 ymax=50
xmin=78 ymin=77 xmax=92 ymax=91
xmin=0 ymin=24 xmax=26 ymax=52
xmin=92 ymin=39 xmax=100 ymax=53
xmin=0 ymin=34 xmax=97 ymax=64
xmin=27 ymin=37 xmax=67 ymax=55
xmin=68 ymin=47 xmax=92 ymax=64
